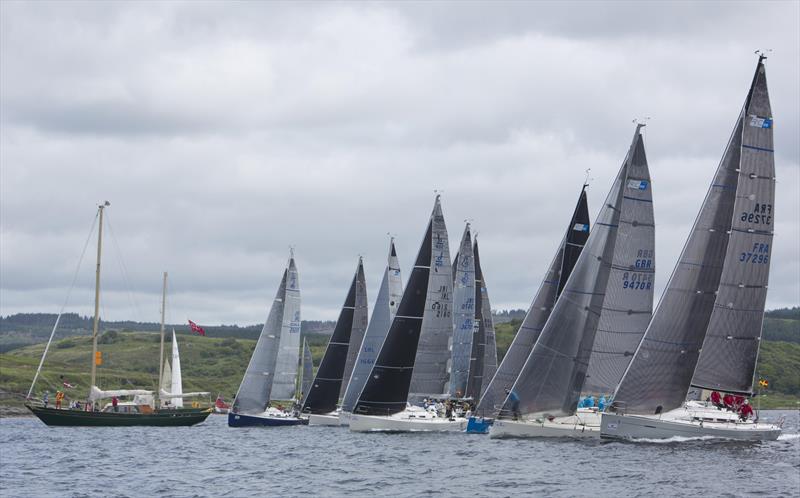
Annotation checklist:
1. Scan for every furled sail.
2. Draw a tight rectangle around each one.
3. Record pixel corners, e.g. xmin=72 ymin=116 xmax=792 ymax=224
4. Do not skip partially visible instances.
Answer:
xmin=302 ymin=258 xmax=367 ymax=415
xmin=613 ymin=57 xmax=774 ymax=415
xmin=170 ymin=330 xmax=184 ymax=408
xmin=476 ymin=187 xmax=590 ymax=417
xmin=272 ymin=256 xmax=302 ymax=401
xmin=340 ymin=240 xmax=403 ymax=413
xmin=354 ymin=196 xmax=448 ymax=416
xmin=408 ymin=197 xmax=453 ymax=401
xmin=450 ymin=223 xmax=476 ymax=398
xmin=301 ymin=339 xmax=313 ymax=402
xmin=501 ymin=126 xmax=650 ymax=418
xmin=582 ymin=131 xmax=656 ymax=396
xmin=231 ymin=260 xmax=290 ymax=414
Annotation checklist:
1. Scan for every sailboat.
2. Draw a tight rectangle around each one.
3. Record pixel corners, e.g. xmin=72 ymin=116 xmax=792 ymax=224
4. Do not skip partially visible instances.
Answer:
xmin=490 ymin=124 xmax=655 ymax=439
xmin=467 ymin=183 xmax=591 ymax=433
xmin=349 ymin=195 xmax=466 ymax=432
xmin=339 ymin=239 xmax=403 ymax=425
xmin=228 ymin=252 xmax=306 ymax=427
xmin=158 ymin=330 xmax=209 ymax=408
xmin=601 ymin=56 xmax=782 ymax=442
xmin=26 ymin=203 xmax=212 ymax=426
xmin=302 ymin=258 xmax=369 ymax=426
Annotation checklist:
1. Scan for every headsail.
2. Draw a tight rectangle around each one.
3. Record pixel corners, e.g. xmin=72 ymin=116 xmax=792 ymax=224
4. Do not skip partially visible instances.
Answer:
xmin=170 ymin=330 xmax=184 ymax=408
xmin=408 ymin=197 xmax=453 ymax=401
xmin=302 ymin=258 xmax=367 ymax=415
xmin=450 ymin=223 xmax=476 ymax=398
xmin=613 ymin=57 xmax=774 ymax=415
xmin=272 ymin=256 xmax=302 ymax=401
xmin=160 ymin=358 xmax=172 ymax=406
xmin=476 ymin=186 xmax=590 ymax=417
xmin=501 ymin=126 xmax=651 ymax=418
xmin=341 ymin=240 xmax=403 ymax=413
xmin=340 ymin=259 xmax=369 ymax=399
xmin=231 ymin=260 xmax=290 ymax=414
xmin=354 ymin=196 xmax=449 ymax=416
xmin=301 ymin=339 xmax=313 ymax=402
xmin=475 ymin=238 xmax=498 ymax=398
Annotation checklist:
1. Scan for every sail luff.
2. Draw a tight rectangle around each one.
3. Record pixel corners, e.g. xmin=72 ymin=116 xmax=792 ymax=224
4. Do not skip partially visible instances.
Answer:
xmin=476 ymin=187 xmax=590 ymax=417
xmin=611 ymin=60 xmax=767 ymax=415
xmin=450 ymin=223 xmax=475 ymax=398
xmin=341 ymin=240 xmax=403 ymax=413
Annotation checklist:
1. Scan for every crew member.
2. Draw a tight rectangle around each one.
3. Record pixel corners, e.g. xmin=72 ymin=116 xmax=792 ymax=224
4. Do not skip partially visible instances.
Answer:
xmin=738 ymin=399 xmax=754 ymax=421
xmin=710 ymin=391 xmax=722 ymax=408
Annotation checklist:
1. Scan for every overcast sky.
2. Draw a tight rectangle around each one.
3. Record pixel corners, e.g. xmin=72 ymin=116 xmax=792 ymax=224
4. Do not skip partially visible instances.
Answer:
xmin=1 ymin=1 xmax=798 ymax=326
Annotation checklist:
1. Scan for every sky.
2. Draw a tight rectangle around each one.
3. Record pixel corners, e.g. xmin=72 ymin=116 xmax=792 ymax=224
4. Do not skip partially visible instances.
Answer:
xmin=1 ymin=1 xmax=798 ymax=326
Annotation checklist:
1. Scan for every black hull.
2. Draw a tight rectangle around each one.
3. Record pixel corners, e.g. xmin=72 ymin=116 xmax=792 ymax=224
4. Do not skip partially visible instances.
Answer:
xmin=26 ymin=404 xmax=212 ymax=427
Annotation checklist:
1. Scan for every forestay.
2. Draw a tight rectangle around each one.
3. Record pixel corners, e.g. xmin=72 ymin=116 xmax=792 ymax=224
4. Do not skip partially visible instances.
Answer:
xmin=341 ymin=240 xmax=403 ymax=413
xmin=476 ymin=187 xmax=590 ymax=417
xmin=612 ymin=58 xmax=773 ymax=415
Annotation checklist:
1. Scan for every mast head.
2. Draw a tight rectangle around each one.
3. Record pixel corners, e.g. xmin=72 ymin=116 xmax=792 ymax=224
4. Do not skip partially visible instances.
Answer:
xmin=754 ymin=49 xmax=771 ymax=63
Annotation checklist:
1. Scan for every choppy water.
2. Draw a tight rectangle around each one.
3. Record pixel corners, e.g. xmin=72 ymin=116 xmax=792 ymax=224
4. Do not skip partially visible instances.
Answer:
xmin=1 ymin=410 xmax=798 ymax=497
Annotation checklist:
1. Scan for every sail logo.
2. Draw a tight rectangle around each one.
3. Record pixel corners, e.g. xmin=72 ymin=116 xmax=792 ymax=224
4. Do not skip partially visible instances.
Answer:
xmin=626 ymin=179 xmax=648 ymax=191
xmin=749 ymin=115 xmax=773 ymax=128
xmin=572 ymin=223 xmax=589 ymax=232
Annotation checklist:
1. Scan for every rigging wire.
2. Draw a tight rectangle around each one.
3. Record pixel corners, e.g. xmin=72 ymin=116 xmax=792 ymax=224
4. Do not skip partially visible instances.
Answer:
xmin=104 ymin=211 xmax=144 ymax=323
xmin=27 ymin=211 xmax=99 ymax=399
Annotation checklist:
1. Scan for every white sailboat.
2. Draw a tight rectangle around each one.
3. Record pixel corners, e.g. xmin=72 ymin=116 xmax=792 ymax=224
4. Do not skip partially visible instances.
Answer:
xmin=601 ymin=56 xmax=782 ymax=442
xmin=490 ymin=124 xmax=655 ymax=439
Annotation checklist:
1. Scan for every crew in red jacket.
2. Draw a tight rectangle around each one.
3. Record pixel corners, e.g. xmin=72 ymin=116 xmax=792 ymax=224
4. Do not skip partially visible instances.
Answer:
xmin=710 ymin=391 xmax=722 ymax=407
xmin=723 ymin=393 xmax=735 ymax=410
xmin=738 ymin=399 xmax=754 ymax=421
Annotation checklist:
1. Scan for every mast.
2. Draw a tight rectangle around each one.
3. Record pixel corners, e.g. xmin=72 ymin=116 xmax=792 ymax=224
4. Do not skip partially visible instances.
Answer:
xmin=158 ymin=271 xmax=167 ymax=396
xmin=89 ymin=201 xmax=110 ymax=398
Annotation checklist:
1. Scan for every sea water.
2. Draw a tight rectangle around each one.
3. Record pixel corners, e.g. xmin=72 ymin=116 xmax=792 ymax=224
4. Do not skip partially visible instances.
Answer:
xmin=1 ymin=410 xmax=798 ymax=497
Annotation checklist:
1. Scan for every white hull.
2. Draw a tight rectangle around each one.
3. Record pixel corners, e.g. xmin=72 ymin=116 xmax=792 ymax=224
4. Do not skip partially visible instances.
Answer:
xmin=338 ymin=411 xmax=354 ymax=426
xmin=489 ymin=412 xmax=601 ymax=439
xmin=308 ymin=412 xmax=346 ymax=426
xmin=349 ymin=410 xmax=468 ymax=433
xmin=601 ymin=407 xmax=782 ymax=441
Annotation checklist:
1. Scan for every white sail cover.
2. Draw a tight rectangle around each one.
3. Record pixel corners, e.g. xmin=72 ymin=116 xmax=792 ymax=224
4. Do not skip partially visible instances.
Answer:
xmin=501 ymin=126 xmax=651 ymax=418
xmin=232 ymin=259 xmax=291 ymax=414
xmin=272 ymin=257 xmax=302 ymax=400
xmin=341 ymin=240 xmax=403 ymax=413
xmin=613 ymin=58 xmax=775 ymax=415
xmin=408 ymin=196 xmax=453 ymax=401
xmin=89 ymin=385 xmax=152 ymax=401
xmin=450 ymin=223 xmax=475 ymax=398
xmin=170 ymin=330 xmax=183 ymax=408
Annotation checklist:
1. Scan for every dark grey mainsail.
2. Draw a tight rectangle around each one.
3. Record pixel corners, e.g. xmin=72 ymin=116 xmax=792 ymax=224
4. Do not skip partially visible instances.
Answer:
xmin=582 ymin=130 xmax=656 ymax=395
xmin=301 ymin=339 xmax=313 ymax=402
xmin=500 ymin=126 xmax=650 ymax=418
xmin=476 ymin=187 xmax=590 ymax=417
xmin=232 ymin=260 xmax=293 ymax=414
xmin=341 ymin=240 xmax=403 ymax=413
xmin=340 ymin=260 xmax=369 ymax=399
xmin=408 ymin=197 xmax=453 ymax=401
xmin=612 ymin=57 xmax=775 ymax=415
xmin=302 ymin=258 xmax=366 ymax=415
xmin=450 ymin=223 xmax=476 ymax=398
xmin=475 ymin=238 xmax=498 ymax=397
xmin=272 ymin=256 xmax=301 ymax=401
xmin=354 ymin=196 xmax=449 ymax=416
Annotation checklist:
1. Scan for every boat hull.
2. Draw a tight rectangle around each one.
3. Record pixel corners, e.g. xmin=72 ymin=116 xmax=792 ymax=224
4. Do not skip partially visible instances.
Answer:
xmin=308 ymin=412 xmax=345 ymax=426
xmin=227 ymin=412 xmax=308 ymax=427
xmin=600 ymin=412 xmax=781 ymax=441
xmin=489 ymin=418 xmax=599 ymax=439
xmin=349 ymin=413 xmax=467 ymax=432
xmin=465 ymin=416 xmax=493 ymax=434
xmin=27 ymin=404 xmax=211 ymax=427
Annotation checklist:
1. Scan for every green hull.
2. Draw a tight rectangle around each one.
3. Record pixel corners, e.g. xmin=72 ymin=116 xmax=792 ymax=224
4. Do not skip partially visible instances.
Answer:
xmin=26 ymin=404 xmax=212 ymax=427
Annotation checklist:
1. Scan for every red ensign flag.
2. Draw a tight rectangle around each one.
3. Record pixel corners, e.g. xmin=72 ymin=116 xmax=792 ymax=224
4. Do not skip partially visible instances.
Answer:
xmin=188 ymin=320 xmax=206 ymax=336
